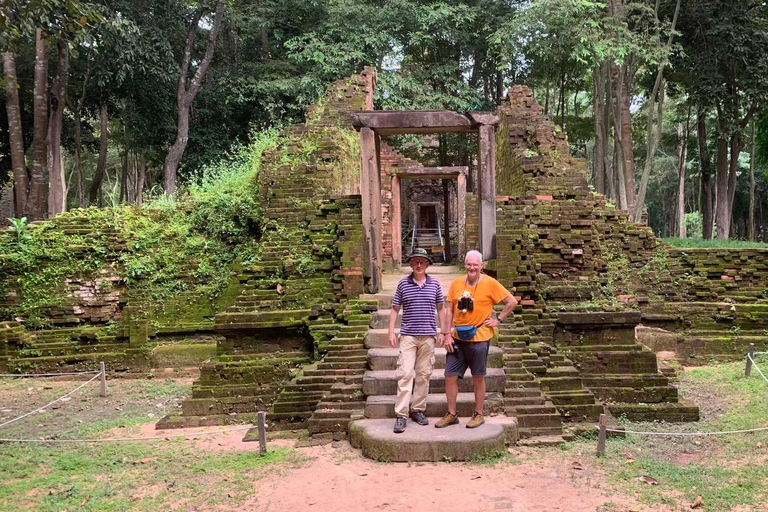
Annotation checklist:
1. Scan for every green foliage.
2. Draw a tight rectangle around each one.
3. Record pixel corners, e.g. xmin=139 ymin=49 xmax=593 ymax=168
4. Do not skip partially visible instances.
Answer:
xmin=0 ymin=130 xmax=276 ymax=322
xmin=663 ymin=237 xmax=768 ymax=249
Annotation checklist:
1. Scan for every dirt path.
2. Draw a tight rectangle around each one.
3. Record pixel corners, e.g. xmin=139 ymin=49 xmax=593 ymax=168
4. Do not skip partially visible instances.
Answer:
xmin=171 ymin=431 xmax=637 ymax=512
xmin=245 ymin=445 xmax=622 ymax=512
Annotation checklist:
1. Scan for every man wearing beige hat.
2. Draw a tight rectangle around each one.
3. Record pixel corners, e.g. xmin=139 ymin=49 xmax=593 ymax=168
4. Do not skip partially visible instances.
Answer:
xmin=388 ymin=248 xmax=449 ymax=434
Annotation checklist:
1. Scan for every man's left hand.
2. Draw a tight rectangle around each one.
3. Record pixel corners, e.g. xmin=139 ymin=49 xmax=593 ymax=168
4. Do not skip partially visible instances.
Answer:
xmin=483 ymin=317 xmax=501 ymax=328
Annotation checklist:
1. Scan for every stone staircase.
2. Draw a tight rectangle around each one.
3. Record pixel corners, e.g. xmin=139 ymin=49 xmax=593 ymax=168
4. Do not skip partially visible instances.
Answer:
xmin=496 ymin=314 xmax=566 ymax=443
xmin=0 ymin=323 xmax=146 ymax=374
xmin=349 ymin=266 xmax=519 ymax=461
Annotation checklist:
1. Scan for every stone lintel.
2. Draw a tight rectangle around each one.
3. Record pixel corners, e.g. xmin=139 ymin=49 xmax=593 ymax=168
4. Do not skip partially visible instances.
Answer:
xmin=398 ymin=166 xmax=468 ymax=177
xmin=556 ymin=311 xmax=642 ymax=327
xmin=466 ymin=111 xmax=499 ymax=126
xmin=351 ymin=110 xmax=484 ymax=135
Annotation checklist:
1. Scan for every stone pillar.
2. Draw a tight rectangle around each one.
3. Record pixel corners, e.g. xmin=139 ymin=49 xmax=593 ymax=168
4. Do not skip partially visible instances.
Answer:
xmin=391 ymin=174 xmax=402 ymax=268
xmin=443 ymin=179 xmax=451 ymax=263
xmin=477 ymin=123 xmax=496 ymax=259
xmin=457 ymin=172 xmax=467 ymax=259
xmin=359 ymin=127 xmax=382 ymax=292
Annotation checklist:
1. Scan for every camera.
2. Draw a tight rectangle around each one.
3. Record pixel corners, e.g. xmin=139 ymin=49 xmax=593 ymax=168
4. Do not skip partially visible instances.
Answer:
xmin=457 ymin=293 xmax=474 ymax=313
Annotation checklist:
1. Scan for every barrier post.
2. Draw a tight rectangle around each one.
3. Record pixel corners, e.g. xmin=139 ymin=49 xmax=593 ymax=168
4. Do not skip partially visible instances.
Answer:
xmin=596 ymin=414 xmax=607 ymax=456
xmin=257 ymin=411 xmax=267 ymax=455
xmin=746 ymin=343 xmax=755 ymax=377
xmin=99 ymin=361 xmax=107 ymax=397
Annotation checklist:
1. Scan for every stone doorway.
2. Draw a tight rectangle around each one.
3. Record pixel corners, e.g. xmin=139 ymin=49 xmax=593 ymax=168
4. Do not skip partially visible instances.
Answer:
xmin=351 ymin=111 xmax=497 ymax=292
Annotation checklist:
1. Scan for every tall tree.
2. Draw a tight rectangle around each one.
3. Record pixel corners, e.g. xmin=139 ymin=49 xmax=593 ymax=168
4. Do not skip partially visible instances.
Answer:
xmin=163 ymin=0 xmax=225 ymax=195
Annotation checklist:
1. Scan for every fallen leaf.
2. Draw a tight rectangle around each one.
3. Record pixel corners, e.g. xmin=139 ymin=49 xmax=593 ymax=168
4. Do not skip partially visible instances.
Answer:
xmin=80 ymin=496 xmax=90 ymax=506
xmin=14 ymin=317 xmax=24 ymax=323
xmin=571 ymin=461 xmax=584 ymax=470
xmin=137 ymin=457 xmax=158 ymax=464
xmin=276 ymin=284 xmax=283 ymax=294
xmin=625 ymin=458 xmax=636 ymax=464
xmin=620 ymin=452 xmax=634 ymax=459
xmin=228 ymin=411 xmax=238 ymax=416
xmin=757 ymin=441 xmax=763 ymax=448
xmin=471 ymin=475 xmax=482 ymax=480
xmin=629 ymin=505 xmax=643 ymax=512
xmin=638 ymin=475 xmax=659 ymax=485
xmin=4 ymin=324 xmax=10 ymax=329
xmin=690 ymin=495 xmax=703 ymax=509
xmin=227 ymin=492 xmax=236 ymax=498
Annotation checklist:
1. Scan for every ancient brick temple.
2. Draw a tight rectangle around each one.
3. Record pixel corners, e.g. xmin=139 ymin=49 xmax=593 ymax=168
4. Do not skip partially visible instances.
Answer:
xmin=3 ymin=68 xmax=768 ymax=459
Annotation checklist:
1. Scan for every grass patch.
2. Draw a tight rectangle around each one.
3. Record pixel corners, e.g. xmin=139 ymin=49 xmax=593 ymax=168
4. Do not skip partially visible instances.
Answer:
xmin=559 ymin=360 xmax=768 ymax=510
xmin=663 ymin=237 xmax=768 ymax=249
xmin=0 ymin=377 xmax=305 ymax=511
xmin=150 ymin=343 xmax=217 ymax=368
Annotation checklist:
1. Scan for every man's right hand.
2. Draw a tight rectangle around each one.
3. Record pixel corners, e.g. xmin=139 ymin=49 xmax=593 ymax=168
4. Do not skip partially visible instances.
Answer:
xmin=389 ymin=332 xmax=398 ymax=348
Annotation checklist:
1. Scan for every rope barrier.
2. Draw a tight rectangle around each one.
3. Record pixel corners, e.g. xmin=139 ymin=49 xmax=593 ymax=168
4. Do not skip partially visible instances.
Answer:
xmin=747 ymin=354 xmax=768 ymax=385
xmin=607 ymin=425 xmax=768 ymax=436
xmin=0 ymin=372 xmax=102 ymax=429
xmin=0 ymin=425 xmax=253 ymax=443
xmin=0 ymin=371 xmax=101 ymax=378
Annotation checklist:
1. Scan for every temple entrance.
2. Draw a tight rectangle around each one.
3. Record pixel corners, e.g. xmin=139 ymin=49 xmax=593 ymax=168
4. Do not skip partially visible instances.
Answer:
xmin=419 ymin=204 xmax=436 ymax=230
xmin=351 ymin=111 xmax=498 ymax=291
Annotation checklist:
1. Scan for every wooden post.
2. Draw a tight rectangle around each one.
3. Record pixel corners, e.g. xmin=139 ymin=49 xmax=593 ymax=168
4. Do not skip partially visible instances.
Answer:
xmin=443 ymin=179 xmax=451 ymax=263
xmin=457 ymin=171 xmax=466 ymax=258
xmin=596 ymin=413 xmax=607 ymax=456
xmin=391 ymin=174 xmax=402 ymax=268
xmin=477 ymin=123 xmax=497 ymax=259
xmin=746 ymin=343 xmax=756 ymax=377
xmin=359 ymin=127 xmax=382 ymax=293
xmin=257 ymin=410 xmax=267 ymax=455
xmin=99 ymin=361 xmax=107 ymax=397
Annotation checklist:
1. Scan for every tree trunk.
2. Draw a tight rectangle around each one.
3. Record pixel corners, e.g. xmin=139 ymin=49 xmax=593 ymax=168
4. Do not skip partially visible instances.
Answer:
xmin=137 ymin=153 xmax=146 ymax=206
xmin=698 ymin=107 xmax=714 ymax=239
xmin=25 ymin=28 xmax=49 ymax=221
xmin=119 ymin=149 xmax=129 ymax=204
xmin=74 ymin=111 xmax=85 ymax=208
xmin=2 ymin=52 xmax=29 ymax=217
xmin=676 ymin=122 xmax=688 ymax=238
xmin=163 ymin=0 xmax=226 ymax=195
xmin=727 ymin=132 xmax=743 ymax=215
xmin=714 ymin=126 xmax=730 ymax=239
xmin=89 ymin=104 xmax=109 ymax=205
xmin=634 ymin=78 xmax=665 ymax=223
xmin=618 ymin=64 xmax=636 ymax=214
xmin=593 ymin=67 xmax=606 ymax=195
xmin=47 ymin=39 xmax=69 ymax=217
xmin=749 ymin=120 xmax=756 ymax=241
xmin=610 ymin=63 xmax=628 ymax=210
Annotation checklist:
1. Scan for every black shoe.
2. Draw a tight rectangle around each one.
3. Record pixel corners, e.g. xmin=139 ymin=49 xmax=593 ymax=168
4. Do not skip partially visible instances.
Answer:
xmin=394 ymin=417 xmax=407 ymax=433
xmin=410 ymin=411 xmax=429 ymax=426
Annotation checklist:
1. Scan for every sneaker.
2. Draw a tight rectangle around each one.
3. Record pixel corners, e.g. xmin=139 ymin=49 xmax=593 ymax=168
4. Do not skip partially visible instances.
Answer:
xmin=394 ymin=417 xmax=407 ymax=434
xmin=435 ymin=412 xmax=459 ymax=428
xmin=410 ymin=411 xmax=429 ymax=425
xmin=466 ymin=411 xmax=485 ymax=429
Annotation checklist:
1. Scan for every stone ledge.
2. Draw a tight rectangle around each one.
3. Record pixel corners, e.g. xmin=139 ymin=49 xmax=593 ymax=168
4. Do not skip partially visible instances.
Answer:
xmin=349 ymin=415 xmax=517 ymax=462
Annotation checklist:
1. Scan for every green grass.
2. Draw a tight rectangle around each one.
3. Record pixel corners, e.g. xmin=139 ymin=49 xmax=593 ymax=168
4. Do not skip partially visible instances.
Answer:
xmin=561 ymin=360 xmax=768 ymax=510
xmin=0 ymin=377 xmax=307 ymax=511
xmin=664 ymin=237 xmax=768 ymax=249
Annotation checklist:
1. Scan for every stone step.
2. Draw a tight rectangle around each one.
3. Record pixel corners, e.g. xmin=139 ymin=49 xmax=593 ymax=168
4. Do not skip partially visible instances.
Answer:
xmin=366 ymin=346 xmax=504 ymax=371
xmin=511 ymin=402 xmax=557 ymax=415
xmin=369 ymin=310 xmax=401 ymax=329
xmin=362 ymin=368 xmax=507 ymax=395
xmin=515 ymin=412 xmax=564 ymax=429
xmin=554 ymin=403 xmax=604 ymax=422
xmin=364 ymin=392 xmax=505 ymax=419
xmin=517 ymin=426 xmax=565 ymax=440
xmin=365 ymin=329 xmax=449 ymax=348
xmin=349 ymin=416 xmax=517 ymax=462
xmin=504 ymin=396 xmax=545 ymax=407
